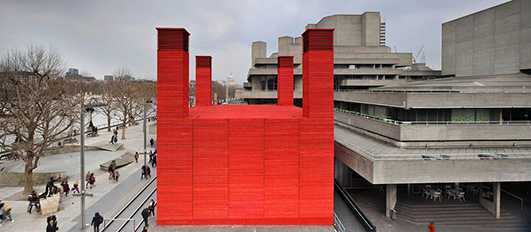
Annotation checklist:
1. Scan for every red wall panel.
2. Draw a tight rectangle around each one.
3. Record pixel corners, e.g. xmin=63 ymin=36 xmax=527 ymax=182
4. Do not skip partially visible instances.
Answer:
xmin=157 ymin=28 xmax=334 ymax=225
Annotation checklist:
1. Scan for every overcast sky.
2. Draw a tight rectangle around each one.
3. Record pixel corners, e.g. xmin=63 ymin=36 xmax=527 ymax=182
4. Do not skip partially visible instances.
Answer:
xmin=0 ymin=0 xmax=508 ymax=83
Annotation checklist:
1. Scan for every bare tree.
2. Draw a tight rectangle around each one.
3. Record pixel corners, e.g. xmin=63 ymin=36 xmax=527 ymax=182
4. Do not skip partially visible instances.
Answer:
xmin=100 ymin=81 xmax=116 ymax=131
xmin=113 ymin=67 xmax=143 ymax=139
xmin=0 ymin=46 xmax=77 ymax=194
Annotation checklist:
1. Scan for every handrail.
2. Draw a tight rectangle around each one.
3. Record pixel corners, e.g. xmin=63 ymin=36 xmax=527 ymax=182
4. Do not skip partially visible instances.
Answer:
xmin=133 ymin=188 xmax=157 ymax=232
xmin=501 ymin=188 xmax=526 ymax=213
xmin=335 ymin=179 xmax=376 ymax=232
xmin=102 ymin=176 xmax=157 ymax=231
xmin=335 ymin=108 xmax=531 ymax=126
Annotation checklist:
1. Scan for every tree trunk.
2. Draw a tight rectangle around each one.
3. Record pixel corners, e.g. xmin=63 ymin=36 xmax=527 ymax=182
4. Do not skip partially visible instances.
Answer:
xmin=107 ymin=117 xmax=111 ymax=132
xmin=122 ymin=126 xmax=126 ymax=140
xmin=24 ymin=156 xmax=34 ymax=194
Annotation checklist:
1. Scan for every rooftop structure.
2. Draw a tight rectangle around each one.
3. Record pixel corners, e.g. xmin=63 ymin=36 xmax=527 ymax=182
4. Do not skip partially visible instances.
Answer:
xmin=156 ymin=27 xmax=334 ymax=225
xmin=237 ymin=13 xmax=440 ymax=105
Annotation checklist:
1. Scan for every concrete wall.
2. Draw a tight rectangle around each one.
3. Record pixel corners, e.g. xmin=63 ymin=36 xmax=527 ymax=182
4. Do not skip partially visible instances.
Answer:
xmin=278 ymin=36 xmax=302 ymax=64
xmin=252 ymin=41 xmax=267 ymax=65
xmin=442 ymin=0 xmax=529 ymax=76
xmin=336 ymin=91 xmax=531 ymax=109
xmin=372 ymin=158 xmax=531 ymax=184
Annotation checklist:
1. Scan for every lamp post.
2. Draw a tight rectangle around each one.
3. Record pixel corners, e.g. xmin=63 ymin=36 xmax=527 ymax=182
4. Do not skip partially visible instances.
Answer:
xmin=143 ymin=100 xmax=152 ymax=167
xmin=79 ymin=106 xmax=93 ymax=230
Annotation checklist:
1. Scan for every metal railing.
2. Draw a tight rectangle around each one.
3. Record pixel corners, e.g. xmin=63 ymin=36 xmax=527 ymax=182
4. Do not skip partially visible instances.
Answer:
xmin=102 ymin=176 xmax=157 ymax=232
xmin=335 ymin=108 xmax=531 ymax=126
xmin=334 ymin=179 xmax=376 ymax=232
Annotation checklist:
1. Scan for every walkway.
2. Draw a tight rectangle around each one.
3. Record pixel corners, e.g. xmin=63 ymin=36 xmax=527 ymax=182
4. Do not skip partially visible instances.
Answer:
xmin=0 ymin=120 xmax=157 ymax=232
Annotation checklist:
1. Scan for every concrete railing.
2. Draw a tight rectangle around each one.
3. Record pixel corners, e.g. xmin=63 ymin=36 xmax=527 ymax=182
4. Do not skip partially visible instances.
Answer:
xmin=335 ymin=109 xmax=531 ymax=142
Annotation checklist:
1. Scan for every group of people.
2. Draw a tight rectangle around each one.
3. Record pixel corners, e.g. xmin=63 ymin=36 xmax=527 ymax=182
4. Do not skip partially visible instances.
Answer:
xmin=107 ymin=160 xmax=120 ymax=182
xmin=140 ymin=199 xmax=156 ymax=231
xmin=141 ymin=165 xmax=152 ymax=179
xmin=0 ymin=200 xmax=14 ymax=226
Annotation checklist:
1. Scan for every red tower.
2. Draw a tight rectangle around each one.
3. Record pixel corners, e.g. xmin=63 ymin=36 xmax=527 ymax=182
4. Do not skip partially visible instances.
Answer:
xmin=157 ymin=27 xmax=334 ymax=225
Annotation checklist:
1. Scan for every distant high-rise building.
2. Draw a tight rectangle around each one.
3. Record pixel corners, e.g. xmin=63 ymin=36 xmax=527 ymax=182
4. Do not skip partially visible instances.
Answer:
xmin=65 ymin=68 xmax=79 ymax=78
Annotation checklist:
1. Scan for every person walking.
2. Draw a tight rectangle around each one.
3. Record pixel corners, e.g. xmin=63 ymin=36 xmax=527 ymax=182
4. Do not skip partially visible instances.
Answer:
xmin=146 ymin=166 xmax=151 ymax=179
xmin=114 ymin=170 xmax=120 ymax=182
xmin=134 ymin=152 xmax=139 ymax=163
xmin=149 ymin=138 xmax=154 ymax=148
xmin=91 ymin=212 xmax=103 ymax=232
xmin=141 ymin=207 xmax=151 ymax=227
xmin=72 ymin=181 xmax=80 ymax=194
xmin=27 ymin=190 xmax=40 ymax=213
xmin=85 ymin=171 xmax=91 ymax=188
xmin=46 ymin=215 xmax=58 ymax=232
xmin=428 ymin=222 xmax=436 ymax=232
xmin=148 ymin=199 xmax=156 ymax=216
xmin=141 ymin=165 xmax=146 ymax=180
xmin=142 ymin=225 xmax=148 ymax=232
xmin=88 ymin=173 xmax=96 ymax=189
xmin=61 ymin=180 xmax=70 ymax=197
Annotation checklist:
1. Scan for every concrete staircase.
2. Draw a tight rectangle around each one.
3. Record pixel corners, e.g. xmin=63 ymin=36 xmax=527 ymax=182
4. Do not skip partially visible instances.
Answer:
xmin=395 ymin=200 xmax=530 ymax=232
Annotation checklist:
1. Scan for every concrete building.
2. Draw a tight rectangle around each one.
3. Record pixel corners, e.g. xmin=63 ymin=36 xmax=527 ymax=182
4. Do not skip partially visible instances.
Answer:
xmin=333 ymin=0 xmax=531 ymax=226
xmin=236 ymin=13 xmax=440 ymax=104
xmin=442 ymin=0 xmax=531 ymax=77
xmin=104 ymin=75 xmax=113 ymax=81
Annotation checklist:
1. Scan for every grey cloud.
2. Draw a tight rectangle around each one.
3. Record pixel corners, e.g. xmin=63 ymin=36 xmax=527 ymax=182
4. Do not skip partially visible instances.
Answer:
xmin=0 ymin=0 xmax=509 ymax=82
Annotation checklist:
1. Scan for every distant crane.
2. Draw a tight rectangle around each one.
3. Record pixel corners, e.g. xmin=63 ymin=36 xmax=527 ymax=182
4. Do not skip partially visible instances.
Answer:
xmin=413 ymin=45 xmax=425 ymax=64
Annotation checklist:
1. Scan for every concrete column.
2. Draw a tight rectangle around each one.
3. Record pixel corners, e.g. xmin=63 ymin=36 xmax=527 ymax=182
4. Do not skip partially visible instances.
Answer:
xmin=494 ymin=182 xmax=501 ymax=219
xmin=386 ymin=184 xmax=397 ymax=218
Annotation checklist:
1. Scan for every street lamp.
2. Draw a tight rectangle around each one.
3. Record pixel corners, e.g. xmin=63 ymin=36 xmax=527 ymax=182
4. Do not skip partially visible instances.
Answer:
xmin=143 ymin=100 xmax=153 ymax=167
xmin=78 ymin=106 xmax=94 ymax=230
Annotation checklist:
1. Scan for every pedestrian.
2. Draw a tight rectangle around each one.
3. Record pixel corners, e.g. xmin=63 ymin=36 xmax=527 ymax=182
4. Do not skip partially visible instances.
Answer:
xmin=88 ymin=173 xmax=96 ymax=189
xmin=141 ymin=207 xmax=151 ymax=227
xmin=134 ymin=152 xmax=139 ymax=163
xmin=0 ymin=201 xmax=14 ymax=224
xmin=141 ymin=165 xmax=146 ymax=179
xmin=148 ymin=199 xmax=156 ymax=216
xmin=152 ymin=155 xmax=156 ymax=168
xmin=91 ymin=212 xmax=103 ymax=232
xmin=149 ymin=138 xmax=154 ymax=148
xmin=85 ymin=171 xmax=91 ymax=188
xmin=142 ymin=225 xmax=148 ymax=232
xmin=27 ymin=190 xmax=40 ymax=213
xmin=146 ymin=166 xmax=151 ymax=179
xmin=114 ymin=170 xmax=120 ymax=182
xmin=46 ymin=215 xmax=58 ymax=232
xmin=428 ymin=222 xmax=436 ymax=232
xmin=72 ymin=181 xmax=80 ymax=194
xmin=62 ymin=180 xmax=70 ymax=197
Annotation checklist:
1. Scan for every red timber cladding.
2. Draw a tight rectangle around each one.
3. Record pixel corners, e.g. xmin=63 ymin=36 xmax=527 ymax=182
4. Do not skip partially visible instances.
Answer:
xmin=228 ymin=119 xmax=265 ymax=219
xmin=156 ymin=28 xmax=193 ymax=223
xmin=300 ymin=29 xmax=334 ymax=223
xmin=193 ymin=119 xmax=229 ymax=219
xmin=156 ymin=27 xmax=334 ymax=225
xmin=277 ymin=56 xmax=294 ymax=106
xmin=195 ymin=56 xmax=212 ymax=106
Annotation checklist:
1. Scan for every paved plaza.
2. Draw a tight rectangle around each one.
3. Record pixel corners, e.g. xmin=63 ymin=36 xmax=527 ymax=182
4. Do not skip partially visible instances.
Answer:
xmin=0 ymin=121 xmax=157 ymax=231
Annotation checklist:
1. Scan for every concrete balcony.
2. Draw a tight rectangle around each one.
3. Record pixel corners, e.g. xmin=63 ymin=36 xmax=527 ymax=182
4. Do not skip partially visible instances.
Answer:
xmin=334 ymin=67 xmax=400 ymax=75
xmin=340 ymin=79 xmax=407 ymax=87
xmin=334 ymin=110 xmax=531 ymax=142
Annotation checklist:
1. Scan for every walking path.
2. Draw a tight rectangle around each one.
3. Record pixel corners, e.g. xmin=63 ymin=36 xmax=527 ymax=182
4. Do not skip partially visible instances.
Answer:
xmin=0 ymin=121 xmax=157 ymax=232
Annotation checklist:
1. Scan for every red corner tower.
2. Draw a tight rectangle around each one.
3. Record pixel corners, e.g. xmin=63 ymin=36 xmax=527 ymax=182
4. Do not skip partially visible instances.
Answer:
xmin=156 ymin=27 xmax=334 ymax=225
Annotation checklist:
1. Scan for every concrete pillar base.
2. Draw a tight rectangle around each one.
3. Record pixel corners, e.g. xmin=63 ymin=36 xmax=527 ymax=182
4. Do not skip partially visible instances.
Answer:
xmin=386 ymin=184 xmax=397 ymax=218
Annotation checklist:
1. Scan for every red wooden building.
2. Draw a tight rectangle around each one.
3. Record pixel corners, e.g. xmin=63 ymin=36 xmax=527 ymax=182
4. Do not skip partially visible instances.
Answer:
xmin=156 ymin=27 xmax=334 ymax=225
